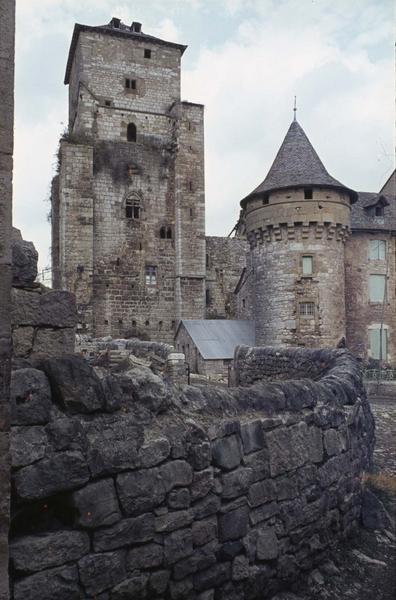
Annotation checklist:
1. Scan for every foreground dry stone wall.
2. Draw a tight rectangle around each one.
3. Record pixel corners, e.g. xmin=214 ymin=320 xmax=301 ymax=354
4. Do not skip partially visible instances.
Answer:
xmin=9 ymin=347 xmax=374 ymax=599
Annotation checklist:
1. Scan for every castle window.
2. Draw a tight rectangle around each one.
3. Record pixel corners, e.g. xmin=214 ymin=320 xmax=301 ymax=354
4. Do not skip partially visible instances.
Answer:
xmin=127 ymin=123 xmax=137 ymax=142
xmin=205 ymin=289 xmax=211 ymax=306
xmin=125 ymin=196 xmax=140 ymax=219
xmin=299 ymin=302 xmax=315 ymax=317
xmin=206 ymin=254 xmax=210 ymax=268
xmin=262 ymin=197 xmax=269 ymax=205
xmin=242 ymin=298 xmax=246 ymax=309
xmin=144 ymin=48 xmax=151 ymax=58
xmin=369 ymin=274 xmax=386 ymax=303
xmin=304 ymin=189 xmax=313 ymax=199
xmin=302 ymin=255 xmax=313 ymax=276
xmin=369 ymin=240 xmax=386 ymax=260
xmin=145 ymin=265 xmax=157 ymax=285
xmin=368 ymin=327 xmax=388 ymax=360
xmin=166 ymin=227 xmax=172 ymax=239
xmin=375 ymin=205 xmax=384 ymax=217
xmin=105 ymin=100 xmax=112 ymax=107
xmin=125 ymin=78 xmax=136 ymax=90
xmin=145 ymin=320 xmax=150 ymax=326
xmin=160 ymin=226 xmax=166 ymax=239
xmin=189 ymin=180 xmax=194 ymax=192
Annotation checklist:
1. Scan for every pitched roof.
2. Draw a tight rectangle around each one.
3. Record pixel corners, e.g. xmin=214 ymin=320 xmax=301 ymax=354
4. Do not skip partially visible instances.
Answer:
xmin=351 ymin=191 xmax=395 ymax=232
xmin=64 ymin=20 xmax=187 ymax=84
xmin=176 ymin=320 xmax=255 ymax=360
xmin=241 ymin=120 xmax=358 ymax=206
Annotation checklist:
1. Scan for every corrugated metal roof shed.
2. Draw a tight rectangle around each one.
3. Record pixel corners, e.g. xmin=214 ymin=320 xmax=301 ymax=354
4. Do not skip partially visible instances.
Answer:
xmin=178 ymin=320 xmax=255 ymax=360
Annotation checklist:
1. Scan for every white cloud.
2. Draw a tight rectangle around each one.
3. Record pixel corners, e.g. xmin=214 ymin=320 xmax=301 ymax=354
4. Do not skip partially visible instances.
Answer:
xmin=13 ymin=0 xmax=394 ymax=269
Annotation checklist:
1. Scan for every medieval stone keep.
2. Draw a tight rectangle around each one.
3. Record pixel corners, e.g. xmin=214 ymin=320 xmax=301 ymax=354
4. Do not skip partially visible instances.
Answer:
xmin=52 ymin=18 xmax=395 ymax=370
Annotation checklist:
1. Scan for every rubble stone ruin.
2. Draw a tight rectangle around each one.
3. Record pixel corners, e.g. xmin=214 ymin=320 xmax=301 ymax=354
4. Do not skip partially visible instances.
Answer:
xmin=9 ymin=345 xmax=374 ymax=600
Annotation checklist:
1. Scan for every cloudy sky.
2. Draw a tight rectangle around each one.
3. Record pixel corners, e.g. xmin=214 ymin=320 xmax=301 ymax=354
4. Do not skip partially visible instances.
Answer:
xmin=14 ymin=0 xmax=394 ymax=274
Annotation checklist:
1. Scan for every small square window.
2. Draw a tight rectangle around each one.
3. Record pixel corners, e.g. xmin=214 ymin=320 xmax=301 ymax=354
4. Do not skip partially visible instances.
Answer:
xmin=304 ymin=189 xmax=313 ymax=199
xmin=125 ymin=78 xmax=136 ymax=90
xmin=369 ymin=240 xmax=386 ymax=260
xmin=144 ymin=48 xmax=151 ymax=58
xmin=145 ymin=265 xmax=157 ymax=285
xmin=302 ymin=255 xmax=313 ymax=276
xmin=299 ymin=302 xmax=315 ymax=317
xmin=375 ymin=206 xmax=384 ymax=217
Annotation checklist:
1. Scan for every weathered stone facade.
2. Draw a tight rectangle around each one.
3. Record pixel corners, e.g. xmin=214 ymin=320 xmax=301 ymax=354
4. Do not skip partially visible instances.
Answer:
xmin=0 ymin=1 xmax=15 ymax=595
xmin=11 ymin=231 xmax=77 ymax=361
xmin=8 ymin=347 xmax=374 ymax=599
xmin=205 ymin=236 xmax=248 ymax=319
xmin=345 ymin=171 xmax=396 ymax=364
xmin=52 ymin=20 xmax=206 ymax=343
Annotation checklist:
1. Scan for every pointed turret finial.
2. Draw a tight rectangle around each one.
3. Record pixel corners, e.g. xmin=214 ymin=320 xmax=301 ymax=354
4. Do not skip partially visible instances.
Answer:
xmin=293 ymin=96 xmax=297 ymax=121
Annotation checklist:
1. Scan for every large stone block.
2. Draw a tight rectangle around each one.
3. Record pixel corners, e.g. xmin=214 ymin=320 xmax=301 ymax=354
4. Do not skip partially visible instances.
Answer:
xmin=36 ymin=355 xmax=104 ymax=414
xmin=126 ymin=543 xmax=163 ymax=570
xmin=11 ymin=236 xmax=38 ymax=286
xmin=85 ymin=415 xmax=142 ymax=477
xmin=12 ymin=325 xmax=34 ymax=357
xmin=93 ymin=513 xmax=155 ymax=551
xmin=173 ymin=542 xmax=217 ymax=580
xmin=248 ymin=479 xmax=277 ymax=507
xmin=256 ymin=527 xmax=278 ymax=560
xmin=111 ymin=572 xmax=149 ymax=600
xmin=221 ymin=467 xmax=253 ymax=500
xmin=72 ymin=478 xmax=122 ymax=528
xmin=10 ymin=530 xmax=89 ymax=573
xmin=240 ymin=420 xmax=266 ymax=454
xmin=160 ymin=459 xmax=193 ymax=492
xmin=13 ymin=565 xmax=80 ymax=600
xmin=212 ymin=434 xmax=242 ymax=471
xmin=10 ymin=425 xmax=47 ymax=468
xmin=218 ymin=505 xmax=249 ymax=542
xmin=164 ymin=528 xmax=193 ymax=565
xmin=14 ymin=451 xmax=90 ymax=500
xmin=78 ymin=550 xmax=126 ymax=596
xmin=32 ymin=327 xmax=75 ymax=357
xmin=266 ymin=423 xmax=310 ymax=477
xmin=10 ymin=368 xmax=52 ymax=425
xmin=117 ymin=468 xmax=165 ymax=516
xmin=11 ymin=288 xmax=76 ymax=328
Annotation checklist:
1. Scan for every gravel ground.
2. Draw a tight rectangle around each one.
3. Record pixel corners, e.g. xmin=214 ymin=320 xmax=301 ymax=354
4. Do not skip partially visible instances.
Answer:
xmin=270 ymin=393 xmax=396 ymax=600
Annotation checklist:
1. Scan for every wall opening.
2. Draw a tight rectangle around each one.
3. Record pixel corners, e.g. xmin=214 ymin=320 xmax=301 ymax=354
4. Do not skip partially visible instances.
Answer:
xmin=127 ymin=123 xmax=137 ymax=142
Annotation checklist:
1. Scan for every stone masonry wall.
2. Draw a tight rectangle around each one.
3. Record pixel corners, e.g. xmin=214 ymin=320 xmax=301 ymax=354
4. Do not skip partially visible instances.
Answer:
xmin=205 ymin=237 xmax=248 ymax=319
xmin=0 ymin=0 xmax=15 ymax=596
xmin=11 ymin=233 xmax=77 ymax=361
xmin=345 ymin=232 xmax=396 ymax=365
xmin=9 ymin=347 xmax=374 ymax=599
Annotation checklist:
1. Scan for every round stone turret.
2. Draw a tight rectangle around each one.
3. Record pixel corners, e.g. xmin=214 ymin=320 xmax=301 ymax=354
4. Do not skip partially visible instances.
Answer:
xmin=241 ymin=120 xmax=357 ymax=348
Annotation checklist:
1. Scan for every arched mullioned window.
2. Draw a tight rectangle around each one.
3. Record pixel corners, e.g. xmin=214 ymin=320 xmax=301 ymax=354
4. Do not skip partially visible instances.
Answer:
xmin=125 ymin=194 xmax=141 ymax=219
xmin=127 ymin=122 xmax=137 ymax=142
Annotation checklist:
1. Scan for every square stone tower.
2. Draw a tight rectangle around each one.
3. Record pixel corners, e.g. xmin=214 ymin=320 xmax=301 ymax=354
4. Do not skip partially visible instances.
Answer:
xmin=51 ymin=18 xmax=205 ymax=343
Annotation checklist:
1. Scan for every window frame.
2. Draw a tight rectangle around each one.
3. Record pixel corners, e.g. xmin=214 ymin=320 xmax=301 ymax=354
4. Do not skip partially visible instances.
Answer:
xmin=125 ymin=195 xmax=141 ymax=219
xmin=369 ymin=274 xmax=387 ymax=303
xmin=145 ymin=265 xmax=157 ymax=286
xmin=299 ymin=301 xmax=315 ymax=318
xmin=301 ymin=255 xmax=313 ymax=277
xmin=369 ymin=240 xmax=386 ymax=261
xmin=368 ymin=326 xmax=389 ymax=360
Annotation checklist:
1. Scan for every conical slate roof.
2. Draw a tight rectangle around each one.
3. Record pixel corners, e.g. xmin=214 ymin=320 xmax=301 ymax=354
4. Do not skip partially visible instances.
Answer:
xmin=241 ymin=120 xmax=357 ymax=206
